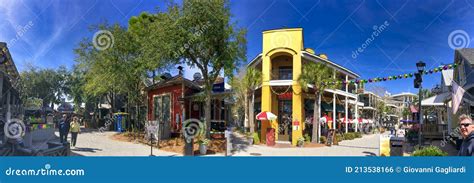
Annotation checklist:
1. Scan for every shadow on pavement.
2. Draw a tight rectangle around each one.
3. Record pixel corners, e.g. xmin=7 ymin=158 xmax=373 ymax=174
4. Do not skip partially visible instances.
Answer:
xmin=71 ymin=147 xmax=103 ymax=153
xmin=337 ymin=145 xmax=378 ymax=150
xmin=363 ymin=151 xmax=377 ymax=156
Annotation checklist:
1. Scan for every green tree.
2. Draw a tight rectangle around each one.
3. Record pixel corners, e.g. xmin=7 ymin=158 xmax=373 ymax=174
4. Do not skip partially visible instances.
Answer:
xmin=298 ymin=62 xmax=338 ymax=143
xmin=74 ymin=23 xmax=149 ymax=129
xmin=19 ymin=64 xmax=72 ymax=108
xmin=244 ymin=68 xmax=262 ymax=133
xmin=133 ymin=0 xmax=247 ymax=134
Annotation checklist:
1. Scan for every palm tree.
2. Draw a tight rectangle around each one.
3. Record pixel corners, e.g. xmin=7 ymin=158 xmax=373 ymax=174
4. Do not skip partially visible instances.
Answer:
xmin=298 ymin=62 xmax=337 ymax=143
xmin=244 ymin=68 xmax=262 ymax=133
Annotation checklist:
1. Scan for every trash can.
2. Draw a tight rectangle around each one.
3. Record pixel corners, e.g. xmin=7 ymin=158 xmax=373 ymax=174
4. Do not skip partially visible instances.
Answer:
xmin=266 ymin=128 xmax=275 ymax=146
xmin=390 ymin=137 xmax=405 ymax=156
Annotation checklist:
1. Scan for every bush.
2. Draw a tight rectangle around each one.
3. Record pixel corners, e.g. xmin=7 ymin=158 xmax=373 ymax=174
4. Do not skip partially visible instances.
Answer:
xmin=252 ymin=132 xmax=260 ymax=145
xmin=320 ymin=136 xmax=327 ymax=144
xmin=413 ymin=146 xmax=448 ymax=156
xmin=343 ymin=133 xmax=355 ymax=140
xmin=304 ymin=134 xmax=311 ymax=142
xmin=335 ymin=134 xmax=343 ymax=143
xmin=354 ymin=132 xmax=362 ymax=138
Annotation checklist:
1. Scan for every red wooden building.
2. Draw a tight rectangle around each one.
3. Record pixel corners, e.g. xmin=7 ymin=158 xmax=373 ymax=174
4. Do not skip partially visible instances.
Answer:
xmin=146 ymin=74 xmax=232 ymax=139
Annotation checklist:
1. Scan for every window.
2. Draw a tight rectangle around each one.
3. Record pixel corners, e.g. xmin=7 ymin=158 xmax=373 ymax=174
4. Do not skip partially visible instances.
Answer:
xmin=153 ymin=94 xmax=171 ymax=123
xmin=278 ymin=66 xmax=292 ymax=80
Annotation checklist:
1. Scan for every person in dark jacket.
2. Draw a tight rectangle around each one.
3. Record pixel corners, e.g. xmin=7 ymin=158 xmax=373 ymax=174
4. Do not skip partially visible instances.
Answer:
xmin=458 ymin=114 xmax=474 ymax=156
xmin=59 ymin=114 xmax=69 ymax=143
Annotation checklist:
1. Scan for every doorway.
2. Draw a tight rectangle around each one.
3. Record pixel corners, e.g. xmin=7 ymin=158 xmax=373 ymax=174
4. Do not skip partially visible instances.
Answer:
xmin=278 ymin=100 xmax=292 ymax=141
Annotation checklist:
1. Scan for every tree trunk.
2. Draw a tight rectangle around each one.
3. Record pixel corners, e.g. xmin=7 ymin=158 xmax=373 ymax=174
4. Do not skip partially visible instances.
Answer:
xmin=249 ymin=91 xmax=255 ymax=133
xmin=205 ymin=88 xmax=212 ymax=138
xmin=312 ymin=92 xmax=321 ymax=143
xmin=244 ymin=91 xmax=249 ymax=132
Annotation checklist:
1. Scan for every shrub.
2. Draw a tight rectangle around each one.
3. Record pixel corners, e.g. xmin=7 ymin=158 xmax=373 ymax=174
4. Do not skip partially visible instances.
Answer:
xmin=344 ymin=133 xmax=355 ymax=140
xmin=413 ymin=146 xmax=448 ymax=156
xmin=252 ymin=132 xmax=260 ymax=145
xmin=335 ymin=134 xmax=343 ymax=143
xmin=297 ymin=137 xmax=305 ymax=147
xmin=355 ymin=132 xmax=362 ymax=138
xmin=304 ymin=134 xmax=311 ymax=142
xmin=320 ymin=136 xmax=327 ymax=144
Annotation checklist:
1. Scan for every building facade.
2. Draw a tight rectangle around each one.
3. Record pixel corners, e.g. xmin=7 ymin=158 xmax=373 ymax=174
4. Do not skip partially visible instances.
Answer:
xmin=247 ymin=28 xmax=360 ymax=145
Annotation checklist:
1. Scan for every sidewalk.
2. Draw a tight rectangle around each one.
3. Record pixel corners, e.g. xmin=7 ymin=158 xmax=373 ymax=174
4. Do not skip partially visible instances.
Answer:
xmin=56 ymin=129 xmax=180 ymax=156
xmin=228 ymin=132 xmax=381 ymax=156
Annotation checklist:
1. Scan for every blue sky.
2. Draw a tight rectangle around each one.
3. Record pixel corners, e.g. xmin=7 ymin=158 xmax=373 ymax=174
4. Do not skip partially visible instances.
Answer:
xmin=1 ymin=0 xmax=474 ymax=94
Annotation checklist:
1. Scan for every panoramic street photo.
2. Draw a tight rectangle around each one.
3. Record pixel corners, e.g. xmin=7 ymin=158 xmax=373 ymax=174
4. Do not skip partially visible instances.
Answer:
xmin=1 ymin=0 xmax=474 ymax=159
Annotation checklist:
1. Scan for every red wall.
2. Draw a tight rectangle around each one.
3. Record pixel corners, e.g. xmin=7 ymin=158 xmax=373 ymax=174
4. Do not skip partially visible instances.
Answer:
xmin=147 ymin=85 xmax=193 ymax=133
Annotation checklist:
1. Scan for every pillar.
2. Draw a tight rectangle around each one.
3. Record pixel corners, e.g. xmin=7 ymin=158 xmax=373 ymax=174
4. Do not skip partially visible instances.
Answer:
xmin=261 ymin=55 xmax=272 ymax=142
xmin=355 ymin=84 xmax=359 ymax=132
xmin=345 ymin=75 xmax=348 ymax=133
xmin=292 ymin=54 xmax=303 ymax=146
xmin=333 ymin=93 xmax=336 ymax=130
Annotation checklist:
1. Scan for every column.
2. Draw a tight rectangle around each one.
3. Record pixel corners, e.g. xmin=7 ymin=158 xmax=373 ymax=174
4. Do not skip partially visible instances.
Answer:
xmin=292 ymin=54 xmax=303 ymax=146
xmin=261 ymin=55 xmax=272 ymax=142
xmin=333 ymin=93 xmax=336 ymax=130
xmin=332 ymin=70 xmax=336 ymax=130
xmin=355 ymin=84 xmax=359 ymax=132
xmin=318 ymin=93 xmax=321 ymax=143
xmin=345 ymin=75 xmax=348 ymax=133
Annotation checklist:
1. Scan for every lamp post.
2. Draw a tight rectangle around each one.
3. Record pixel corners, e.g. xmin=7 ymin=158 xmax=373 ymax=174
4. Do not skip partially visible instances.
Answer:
xmin=415 ymin=61 xmax=425 ymax=147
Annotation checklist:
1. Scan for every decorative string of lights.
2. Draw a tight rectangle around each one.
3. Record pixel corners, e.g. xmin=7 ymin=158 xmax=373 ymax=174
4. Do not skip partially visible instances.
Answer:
xmin=325 ymin=63 xmax=458 ymax=85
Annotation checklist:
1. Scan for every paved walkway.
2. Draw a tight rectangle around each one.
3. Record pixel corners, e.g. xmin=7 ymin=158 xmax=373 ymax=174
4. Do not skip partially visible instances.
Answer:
xmin=59 ymin=128 xmax=380 ymax=156
xmin=56 ymin=129 xmax=179 ymax=156
xmin=229 ymin=132 xmax=381 ymax=156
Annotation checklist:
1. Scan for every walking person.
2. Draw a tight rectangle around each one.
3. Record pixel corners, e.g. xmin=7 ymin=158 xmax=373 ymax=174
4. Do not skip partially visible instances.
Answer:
xmin=458 ymin=114 xmax=474 ymax=156
xmin=59 ymin=114 xmax=68 ymax=143
xmin=70 ymin=116 xmax=81 ymax=147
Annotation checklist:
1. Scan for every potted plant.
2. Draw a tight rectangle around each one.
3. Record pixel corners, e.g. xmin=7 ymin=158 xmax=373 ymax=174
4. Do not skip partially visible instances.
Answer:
xmin=297 ymin=137 xmax=305 ymax=147
xmin=197 ymin=138 xmax=210 ymax=155
xmin=245 ymin=132 xmax=253 ymax=145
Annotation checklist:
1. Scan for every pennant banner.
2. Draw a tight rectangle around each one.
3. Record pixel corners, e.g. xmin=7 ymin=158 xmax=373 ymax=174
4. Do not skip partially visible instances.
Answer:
xmin=325 ymin=63 xmax=457 ymax=85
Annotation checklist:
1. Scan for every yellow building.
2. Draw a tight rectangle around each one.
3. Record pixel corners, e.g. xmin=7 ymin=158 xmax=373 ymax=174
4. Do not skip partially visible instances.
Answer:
xmin=248 ymin=28 xmax=361 ymax=146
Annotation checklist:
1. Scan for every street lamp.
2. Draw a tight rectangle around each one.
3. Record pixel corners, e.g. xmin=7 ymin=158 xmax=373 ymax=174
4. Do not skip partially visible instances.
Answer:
xmin=416 ymin=61 xmax=426 ymax=73
xmin=415 ymin=61 xmax=425 ymax=147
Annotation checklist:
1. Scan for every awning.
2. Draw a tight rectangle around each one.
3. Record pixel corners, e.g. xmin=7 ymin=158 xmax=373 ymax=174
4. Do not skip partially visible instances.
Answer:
xmin=421 ymin=92 xmax=450 ymax=106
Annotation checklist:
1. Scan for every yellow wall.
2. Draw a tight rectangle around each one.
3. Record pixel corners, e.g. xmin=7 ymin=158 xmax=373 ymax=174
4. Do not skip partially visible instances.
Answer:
xmin=261 ymin=28 xmax=304 ymax=146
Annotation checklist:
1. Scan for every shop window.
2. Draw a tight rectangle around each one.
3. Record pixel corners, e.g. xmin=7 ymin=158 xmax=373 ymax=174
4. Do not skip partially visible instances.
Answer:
xmin=278 ymin=66 xmax=292 ymax=80
xmin=153 ymin=94 xmax=171 ymax=123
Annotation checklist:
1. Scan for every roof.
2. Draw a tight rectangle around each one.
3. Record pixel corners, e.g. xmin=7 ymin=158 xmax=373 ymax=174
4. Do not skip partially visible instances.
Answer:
xmin=302 ymin=51 xmax=360 ymax=78
xmin=145 ymin=75 xmax=202 ymax=91
xmin=0 ymin=42 xmax=20 ymax=83
xmin=441 ymin=69 xmax=453 ymax=86
xmin=456 ymin=48 xmax=474 ymax=65
xmin=390 ymin=92 xmax=417 ymax=98
xmin=421 ymin=92 xmax=450 ymax=106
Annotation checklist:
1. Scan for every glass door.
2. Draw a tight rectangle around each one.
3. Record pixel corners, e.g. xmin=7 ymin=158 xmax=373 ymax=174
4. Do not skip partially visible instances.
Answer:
xmin=278 ymin=100 xmax=292 ymax=141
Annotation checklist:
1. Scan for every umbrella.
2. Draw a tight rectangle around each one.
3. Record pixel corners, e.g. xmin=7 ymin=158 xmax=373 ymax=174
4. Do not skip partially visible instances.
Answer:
xmin=256 ymin=111 xmax=277 ymax=120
